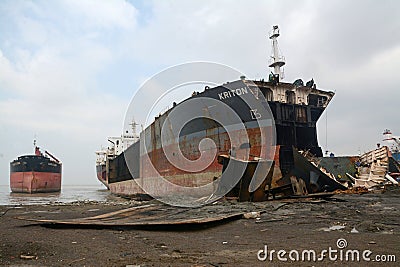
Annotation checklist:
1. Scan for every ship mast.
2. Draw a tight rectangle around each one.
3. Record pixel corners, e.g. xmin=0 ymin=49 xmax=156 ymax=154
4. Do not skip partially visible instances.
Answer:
xmin=33 ymin=138 xmax=41 ymax=156
xmin=269 ymin=25 xmax=285 ymax=80
xmin=130 ymin=121 xmax=139 ymax=139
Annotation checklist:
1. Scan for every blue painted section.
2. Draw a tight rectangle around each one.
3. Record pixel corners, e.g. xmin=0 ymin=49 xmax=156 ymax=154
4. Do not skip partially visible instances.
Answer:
xmin=393 ymin=152 xmax=400 ymax=163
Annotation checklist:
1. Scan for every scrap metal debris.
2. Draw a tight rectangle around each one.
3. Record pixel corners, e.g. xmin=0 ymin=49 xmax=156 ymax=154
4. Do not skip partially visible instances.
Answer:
xmin=270 ymin=149 xmax=347 ymax=199
xmin=17 ymin=203 xmax=257 ymax=227
xmin=354 ymin=146 xmax=398 ymax=188
xmin=20 ymin=255 xmax=38 ymax=260
xmin=216 ymin=155 xmax=274 ymax=202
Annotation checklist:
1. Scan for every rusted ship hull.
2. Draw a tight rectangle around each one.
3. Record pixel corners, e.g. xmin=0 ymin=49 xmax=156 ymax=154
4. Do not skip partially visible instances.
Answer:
xmin=10 ymin=171 xmax=61 ymax=193
xmin=96 ymin=164 xmax=109 ymax=189
xmin=103 ymin=78 xmax=333 ymax=199
xmin=98 ymin=26 xmax=335 ymax=200
xmin=109 ymin=124 xmax=272 ymax=199
xmin=10 ymin=154 xmax=62 ymax=194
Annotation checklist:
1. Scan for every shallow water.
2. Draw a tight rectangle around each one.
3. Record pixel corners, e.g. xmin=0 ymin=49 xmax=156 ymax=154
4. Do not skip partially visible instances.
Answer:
xmin=0 ymin=184 xmax=111 ymax=205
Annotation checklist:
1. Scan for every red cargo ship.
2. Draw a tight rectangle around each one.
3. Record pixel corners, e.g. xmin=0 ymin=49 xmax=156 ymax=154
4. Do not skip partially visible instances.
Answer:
xmin=10 ymin=143 xmax=62 ymax=193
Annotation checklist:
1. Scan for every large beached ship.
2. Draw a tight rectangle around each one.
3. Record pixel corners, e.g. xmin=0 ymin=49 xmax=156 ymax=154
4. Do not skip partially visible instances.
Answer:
xmin=10 ymin=142 xmax=62 ymax=193
xmin=95 ymin=125 xmax=139 ymax=190
xmin=96 ymin=26 xmax=335 ymax=200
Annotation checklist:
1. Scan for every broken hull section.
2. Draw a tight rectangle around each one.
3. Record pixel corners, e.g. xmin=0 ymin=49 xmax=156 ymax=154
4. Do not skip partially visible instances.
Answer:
xmin=217 ymin=155 xmax=275 ymax=202
xmin=316 ymin=147 xmax=400 ymax=190
xmin=317 ymin=156 xmax=359 ymax=185
xmin=276 ymin=149 xmax=347 ymax=195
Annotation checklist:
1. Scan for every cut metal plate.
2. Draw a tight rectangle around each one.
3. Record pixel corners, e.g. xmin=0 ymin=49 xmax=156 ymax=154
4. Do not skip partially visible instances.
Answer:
xmin=17 ymin=204 xmax=248 ymax=226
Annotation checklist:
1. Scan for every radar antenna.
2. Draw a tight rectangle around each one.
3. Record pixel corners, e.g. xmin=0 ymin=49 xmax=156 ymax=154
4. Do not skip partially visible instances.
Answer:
xmin=269 ymin=25 xmax=285 ymax=80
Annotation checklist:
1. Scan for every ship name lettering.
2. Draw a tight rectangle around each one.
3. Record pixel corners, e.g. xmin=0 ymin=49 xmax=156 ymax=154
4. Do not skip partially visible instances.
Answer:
xmin=218 ymin=87 xmax=248 ymax=100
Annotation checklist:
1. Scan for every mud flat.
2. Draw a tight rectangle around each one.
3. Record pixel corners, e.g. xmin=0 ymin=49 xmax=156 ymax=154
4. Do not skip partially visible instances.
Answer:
xmin=0 ymin=188 xmax=399 ymax=266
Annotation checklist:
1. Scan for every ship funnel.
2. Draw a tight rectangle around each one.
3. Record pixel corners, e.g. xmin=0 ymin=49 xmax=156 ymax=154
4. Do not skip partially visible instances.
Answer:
xmin=268 ymin=25 xmax=285 ymax=80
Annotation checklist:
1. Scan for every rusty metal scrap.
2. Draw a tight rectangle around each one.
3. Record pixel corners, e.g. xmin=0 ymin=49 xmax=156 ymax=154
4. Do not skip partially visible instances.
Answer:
xmin=354 ymin=146 xmax=391 ymax=188
xmin=274 ymin=149 xmax=347 ymax=197
xmin=216 ymin=155 xmax=274 ymax=202
xmin=17 ymin=203 xmax=251 ymax=227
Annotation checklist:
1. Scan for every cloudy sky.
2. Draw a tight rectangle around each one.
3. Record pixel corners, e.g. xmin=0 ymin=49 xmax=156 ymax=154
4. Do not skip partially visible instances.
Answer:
xmin=1 ymin=0 xmax=399 ymax=185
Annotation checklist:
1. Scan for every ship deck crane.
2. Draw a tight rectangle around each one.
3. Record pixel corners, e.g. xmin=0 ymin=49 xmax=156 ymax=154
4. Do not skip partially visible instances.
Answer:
xmin=45 ymin=150 xmax=60 ymax=163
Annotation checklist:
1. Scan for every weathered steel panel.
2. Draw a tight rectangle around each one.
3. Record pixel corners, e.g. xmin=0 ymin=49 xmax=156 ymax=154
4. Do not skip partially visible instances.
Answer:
xmin=19 ymin=204 xmax=249 ymax=226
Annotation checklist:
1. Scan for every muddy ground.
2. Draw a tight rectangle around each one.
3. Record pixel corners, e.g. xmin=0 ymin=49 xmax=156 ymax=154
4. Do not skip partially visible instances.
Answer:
xmin=0 ymin=188 xmax=399 ymax=267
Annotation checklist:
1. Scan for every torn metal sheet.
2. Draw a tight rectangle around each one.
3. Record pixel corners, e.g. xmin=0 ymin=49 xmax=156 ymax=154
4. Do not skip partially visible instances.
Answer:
xmin=17 ymin=204 xmax=248 ymax=226
xmin=318 ymin=156 xmax=359 ymax=184
xmin=216 ymin=155 xmax=274 ymax=202
xmin=276 ymin=149 xmax=347 ymax=195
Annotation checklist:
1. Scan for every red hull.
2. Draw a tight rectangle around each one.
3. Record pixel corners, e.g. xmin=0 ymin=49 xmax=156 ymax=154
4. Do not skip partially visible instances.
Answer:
xmin=97 ymin=171 xmax=109 ymax=189
xmin=10 ymin=171 xmax=61 ymax=193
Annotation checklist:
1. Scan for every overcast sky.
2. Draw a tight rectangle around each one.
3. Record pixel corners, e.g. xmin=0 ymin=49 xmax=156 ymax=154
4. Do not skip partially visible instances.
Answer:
xmin=1 ymin=0 xmax=399 ymax=185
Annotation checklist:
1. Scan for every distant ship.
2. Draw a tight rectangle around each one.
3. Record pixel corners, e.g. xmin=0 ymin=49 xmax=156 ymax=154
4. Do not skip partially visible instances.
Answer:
xmin=95 ymin=122 xmax=139 ymax=190
xmin=10 ymin=142 xmax=62 ymax=193
xmin=95 ymin=150 xmax=108 ymax=189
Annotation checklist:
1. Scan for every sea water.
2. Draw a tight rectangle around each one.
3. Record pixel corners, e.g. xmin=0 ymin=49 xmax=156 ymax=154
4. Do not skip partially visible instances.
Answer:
xmin=0 ymin=184 xmax=112 ymax=205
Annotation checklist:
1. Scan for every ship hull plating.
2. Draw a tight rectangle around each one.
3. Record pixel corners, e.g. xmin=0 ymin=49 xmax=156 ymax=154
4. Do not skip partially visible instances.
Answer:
xmin=101 ymin=79 xmax=332 ymax=198
xmin=10 ymin=171 xmax=61 ymax=193
xmin=109 ymin=121 xmax=272 ymax=198
xmin=10 ymin=155 xmax=62 ymax=194
xmin=96 ymin=164 xmax=109 ymax=189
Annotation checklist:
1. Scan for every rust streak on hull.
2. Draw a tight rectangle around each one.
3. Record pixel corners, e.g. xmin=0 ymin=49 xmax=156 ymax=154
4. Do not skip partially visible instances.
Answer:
xmin=10 ymin=171 xmax=61 ymax=193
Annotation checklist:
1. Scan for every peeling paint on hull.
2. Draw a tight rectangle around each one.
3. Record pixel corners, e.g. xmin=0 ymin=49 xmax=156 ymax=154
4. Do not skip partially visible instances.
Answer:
xmin=10 ymin=171 xmax=61 ymax=193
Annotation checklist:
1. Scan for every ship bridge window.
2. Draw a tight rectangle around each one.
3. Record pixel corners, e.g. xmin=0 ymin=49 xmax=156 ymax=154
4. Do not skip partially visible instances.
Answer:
xmin=317 ymin=96 xmax=328 ymax=107
xmin=116 ymin=140 xmax=119 ymax=146
xmin=262 ymin=87 xmax=273 ymax=101
xmin=308 ymin=94 xmax=328 ymax=107
xmin=286 ymin=91 xmax=295 ymax=104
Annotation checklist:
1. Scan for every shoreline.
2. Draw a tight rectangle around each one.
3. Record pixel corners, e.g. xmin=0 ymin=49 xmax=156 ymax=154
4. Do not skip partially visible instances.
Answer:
xmin=1 ymin=190 xmax=399 ymax=266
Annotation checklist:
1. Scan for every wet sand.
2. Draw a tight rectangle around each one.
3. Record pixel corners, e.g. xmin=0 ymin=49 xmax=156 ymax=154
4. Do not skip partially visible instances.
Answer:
xmin=0 ymin=188 xmax=399 ymax=266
